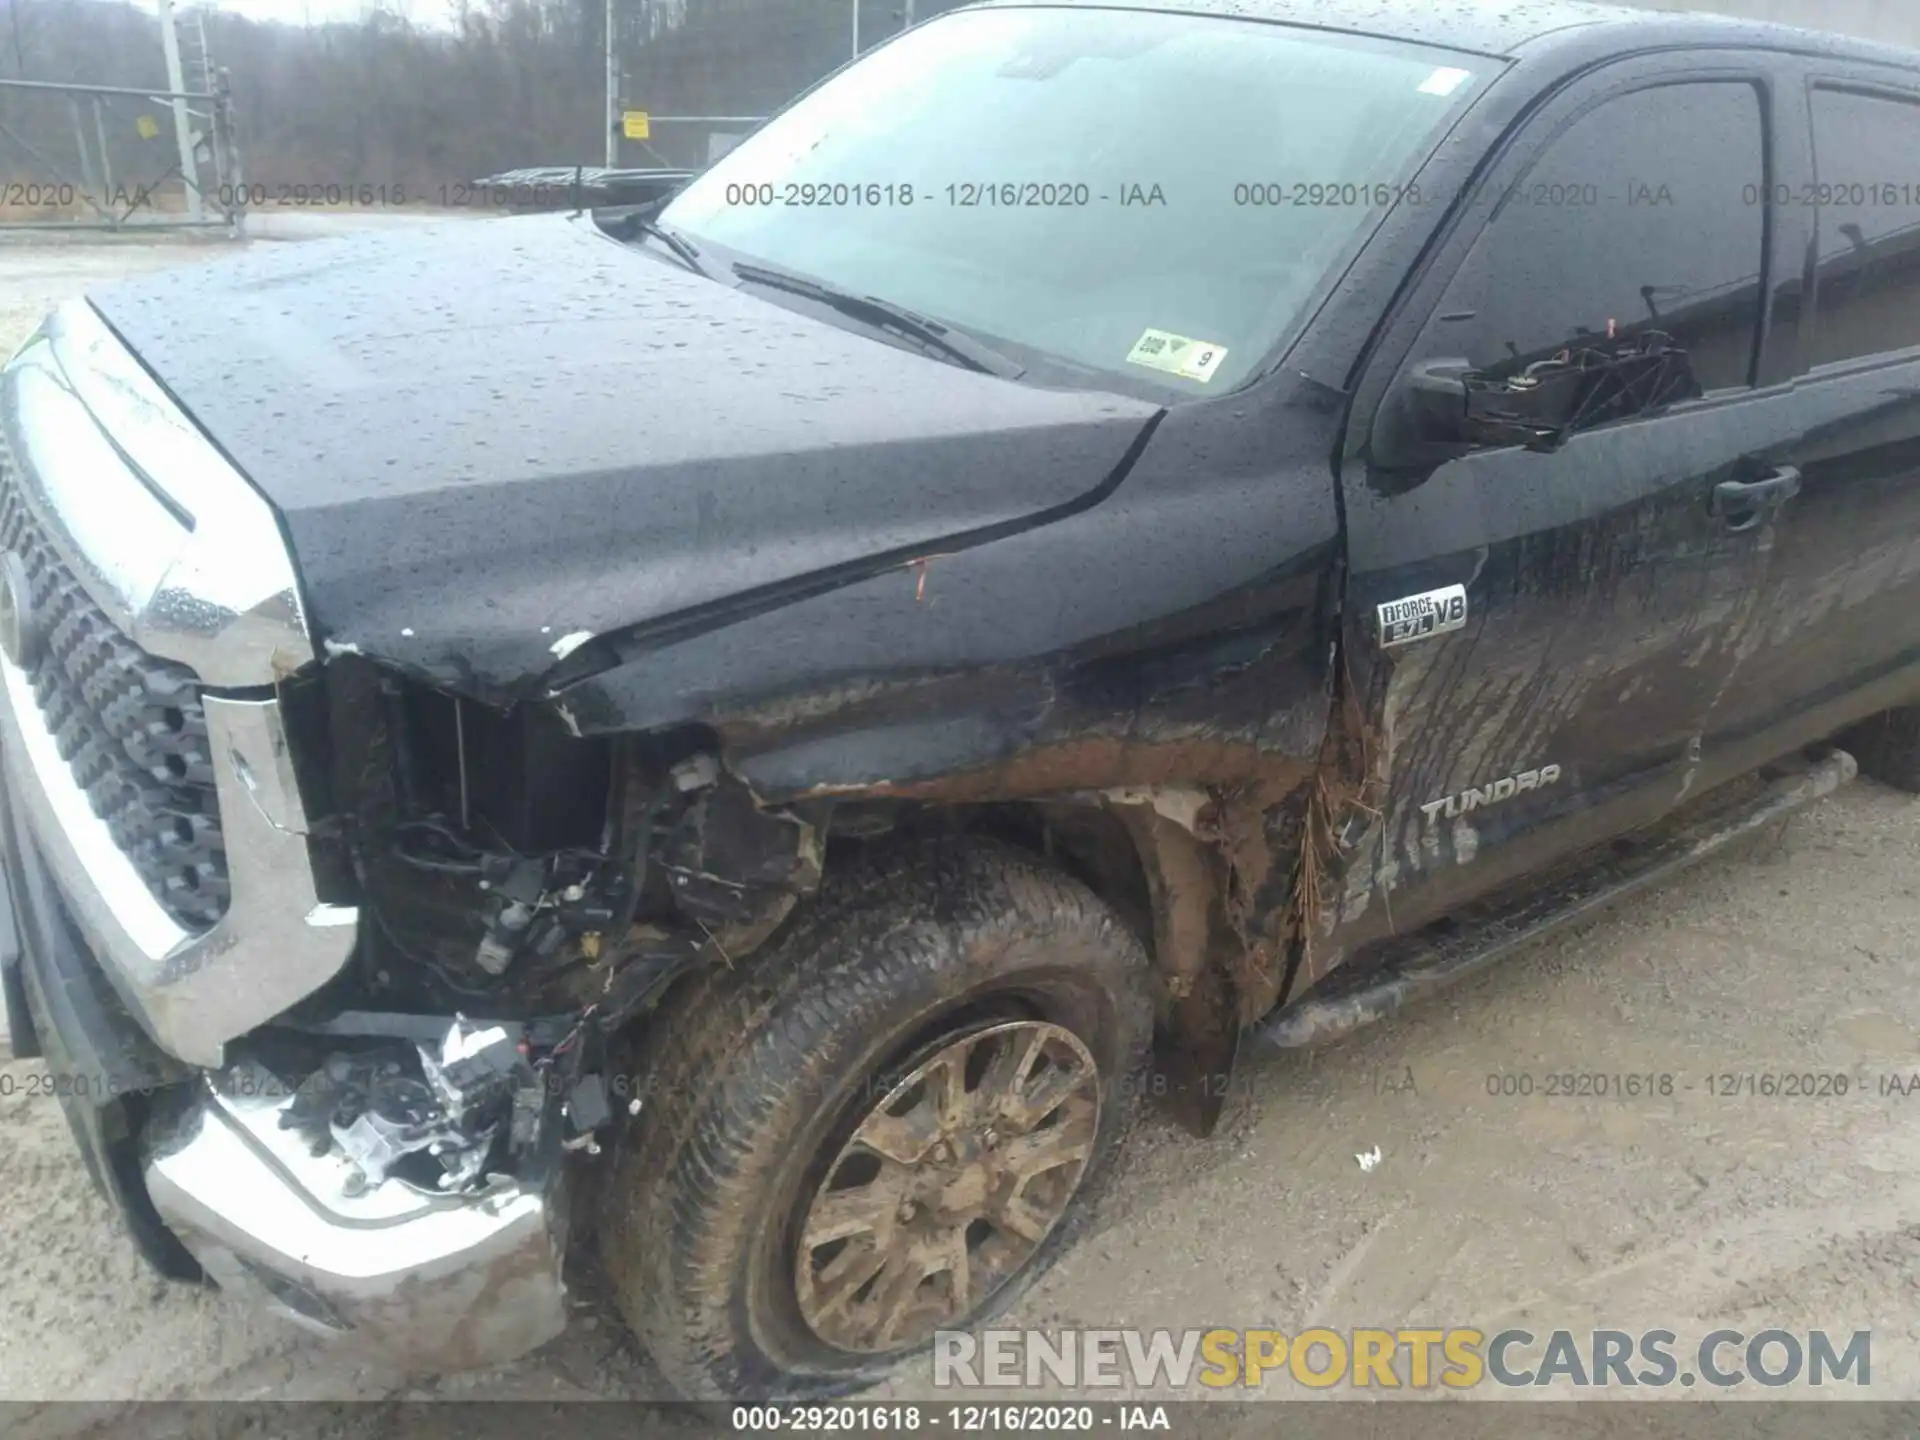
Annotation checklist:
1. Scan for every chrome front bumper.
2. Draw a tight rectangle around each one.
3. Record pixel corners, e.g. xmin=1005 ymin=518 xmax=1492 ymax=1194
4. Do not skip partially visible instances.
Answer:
xmin=4 ymin=785 xmax=571 ymax=1373
xmin=144 ymin=1072 xmax=569 ymax=1371
xmin=0 ymin=300 xmax=356 ymax=1067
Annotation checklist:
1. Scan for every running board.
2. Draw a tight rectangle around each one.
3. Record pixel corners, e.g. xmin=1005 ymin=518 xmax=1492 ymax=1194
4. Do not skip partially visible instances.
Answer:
xmin=1255 ymin=749 xmax=1858 ymax=1050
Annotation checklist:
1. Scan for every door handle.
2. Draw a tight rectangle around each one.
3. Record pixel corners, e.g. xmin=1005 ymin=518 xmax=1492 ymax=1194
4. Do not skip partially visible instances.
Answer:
xmin=1712 ymin=465 xmax=1802 ymax=532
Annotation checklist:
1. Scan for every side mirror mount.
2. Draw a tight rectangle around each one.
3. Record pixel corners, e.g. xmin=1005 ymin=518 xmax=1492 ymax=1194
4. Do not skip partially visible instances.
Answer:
xmin=1369 ymin=355 xmax=1478 ymax=474
xmin=1405 ymin=357 xmax=1475 ymax=440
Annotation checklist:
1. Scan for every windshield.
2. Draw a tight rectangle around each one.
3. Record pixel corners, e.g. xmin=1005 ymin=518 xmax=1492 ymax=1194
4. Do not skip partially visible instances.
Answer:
xmin=661 ymin=5 xmax=1486 ymax=394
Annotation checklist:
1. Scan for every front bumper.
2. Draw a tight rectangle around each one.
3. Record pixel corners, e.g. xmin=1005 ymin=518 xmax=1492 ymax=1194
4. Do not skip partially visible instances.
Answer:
xmin=145 ymin=1070 xmax=569 ymax=1369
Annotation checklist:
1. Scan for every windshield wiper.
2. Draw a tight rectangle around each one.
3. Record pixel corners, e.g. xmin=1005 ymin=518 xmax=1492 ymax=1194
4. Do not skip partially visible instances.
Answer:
xmin=731 ymin=261 xmax=1024 ymax=378
xmin=633 ymin=217 xmax=715 ymax=277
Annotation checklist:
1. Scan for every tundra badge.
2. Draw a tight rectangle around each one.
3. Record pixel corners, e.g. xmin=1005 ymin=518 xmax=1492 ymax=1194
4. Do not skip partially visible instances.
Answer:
xmin=1421 ymin=764 xmax=1563 ymax=823
xmin=1377 ymin=584 xmax=1468 ymax=648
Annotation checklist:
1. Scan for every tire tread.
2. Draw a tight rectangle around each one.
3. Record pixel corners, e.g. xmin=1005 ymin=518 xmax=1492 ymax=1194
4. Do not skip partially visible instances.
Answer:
xmin=599 ymin=837 xmax=1151 ymax=1399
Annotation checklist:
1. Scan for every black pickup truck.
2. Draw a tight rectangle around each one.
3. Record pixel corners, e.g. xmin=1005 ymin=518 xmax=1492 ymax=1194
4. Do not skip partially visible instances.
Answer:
xmin=4 ymin=0 xmax=1919 ymax=1402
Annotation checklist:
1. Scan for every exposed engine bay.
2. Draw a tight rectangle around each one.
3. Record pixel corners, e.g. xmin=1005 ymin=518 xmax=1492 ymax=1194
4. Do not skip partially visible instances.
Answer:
xmin=248 ymin=654 xmax=828 ymax=1198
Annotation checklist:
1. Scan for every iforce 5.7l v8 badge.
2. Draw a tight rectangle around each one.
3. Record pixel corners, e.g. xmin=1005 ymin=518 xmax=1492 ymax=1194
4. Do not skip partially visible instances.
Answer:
xmin=1377 ymin=584 xmax=1468 ymax=648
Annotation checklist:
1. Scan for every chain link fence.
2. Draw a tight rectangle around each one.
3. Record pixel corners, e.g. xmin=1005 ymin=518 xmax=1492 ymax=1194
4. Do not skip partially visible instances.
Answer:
xmin=0 ymin=72 xmax=243 ymax=232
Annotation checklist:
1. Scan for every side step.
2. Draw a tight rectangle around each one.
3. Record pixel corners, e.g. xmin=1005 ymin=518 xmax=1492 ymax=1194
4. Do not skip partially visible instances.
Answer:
xmin=1255 ymin=749 xmax=1857 ymax=1050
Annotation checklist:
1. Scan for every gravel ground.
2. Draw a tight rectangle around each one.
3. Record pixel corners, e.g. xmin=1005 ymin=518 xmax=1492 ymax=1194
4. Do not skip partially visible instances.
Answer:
xmin=4 ymin=234 xmax=1920 ymax=1432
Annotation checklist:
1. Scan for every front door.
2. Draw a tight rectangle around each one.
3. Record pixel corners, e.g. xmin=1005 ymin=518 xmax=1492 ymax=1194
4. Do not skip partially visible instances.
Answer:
xmin=1324 ymin=57 xmax=1797 ymax=969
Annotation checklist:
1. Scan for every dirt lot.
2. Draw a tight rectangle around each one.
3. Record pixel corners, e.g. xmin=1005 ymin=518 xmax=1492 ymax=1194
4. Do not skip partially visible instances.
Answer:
xmin=3 ymin=233 xmax=1920 ymax=1431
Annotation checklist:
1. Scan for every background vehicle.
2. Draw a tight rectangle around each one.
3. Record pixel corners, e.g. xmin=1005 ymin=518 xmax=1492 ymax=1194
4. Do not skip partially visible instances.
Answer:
xmin=4 ymin=0 xmax=1920 ymax=1401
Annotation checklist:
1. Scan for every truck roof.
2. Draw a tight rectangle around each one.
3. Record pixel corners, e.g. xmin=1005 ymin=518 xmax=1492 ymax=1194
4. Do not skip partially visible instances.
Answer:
xmin=984 ymin=0 xmax=1920 ymax=68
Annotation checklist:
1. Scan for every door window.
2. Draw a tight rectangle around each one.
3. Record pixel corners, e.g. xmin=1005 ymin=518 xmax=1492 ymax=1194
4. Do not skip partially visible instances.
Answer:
xmin=1805 ymin=85 xmax=1920 ymax=369
xmin=1433 ymin=81 xmax=1767 ymax=402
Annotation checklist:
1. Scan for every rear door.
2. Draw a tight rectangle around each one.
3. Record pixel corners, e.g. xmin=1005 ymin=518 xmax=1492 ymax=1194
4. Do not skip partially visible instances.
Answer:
xmin=1324 ymin=55 xmax=1796 ymax=966
xmin=1690 ymin=65 xmax=1920 ymax=785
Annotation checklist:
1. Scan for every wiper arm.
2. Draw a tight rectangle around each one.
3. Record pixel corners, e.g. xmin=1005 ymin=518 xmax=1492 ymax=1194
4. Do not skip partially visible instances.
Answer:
xmin=633 ymin=217 xmax=714 ymax=277
xmin=604 ymin=202 xmax=718 ymax=279
xmin=731 ymin=261 xmax=1024 ymax=378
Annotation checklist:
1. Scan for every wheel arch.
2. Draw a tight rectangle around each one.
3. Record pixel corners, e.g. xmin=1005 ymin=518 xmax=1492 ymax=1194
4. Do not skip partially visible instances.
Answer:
xmin=740 ymin=784 xmax=1309 ymax=1136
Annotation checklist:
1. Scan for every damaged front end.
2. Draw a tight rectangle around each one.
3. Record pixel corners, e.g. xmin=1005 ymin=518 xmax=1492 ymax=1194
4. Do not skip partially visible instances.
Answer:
xmin=286 ymin=649 xmax=823 ymax=1092
xmin=128 ymin=651 xmax=827 ymax=1364
xmin=3 ymin=295 xmax=1346 ymax=1373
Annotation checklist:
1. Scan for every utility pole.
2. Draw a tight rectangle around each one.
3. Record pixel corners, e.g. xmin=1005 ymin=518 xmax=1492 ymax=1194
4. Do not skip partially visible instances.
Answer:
xmin=604 ymin=0 xmax=617 ymax=169
xmin=851 ymin=0 xmax=859 ymax=58
xmin=902 ymin=0 xmax=914 ymax=26
xmin=156 ymin=0 xmax=202 ymax=221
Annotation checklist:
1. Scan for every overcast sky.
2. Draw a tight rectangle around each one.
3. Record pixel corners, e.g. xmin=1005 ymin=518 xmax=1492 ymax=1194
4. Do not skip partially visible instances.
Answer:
xmin=130 ymin=0 xmax=465 ymax=29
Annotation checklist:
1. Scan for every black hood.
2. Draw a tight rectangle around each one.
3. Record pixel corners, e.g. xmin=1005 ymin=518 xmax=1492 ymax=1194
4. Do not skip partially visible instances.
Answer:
xmin=88 ymin=214 xmax=1162 ymax=703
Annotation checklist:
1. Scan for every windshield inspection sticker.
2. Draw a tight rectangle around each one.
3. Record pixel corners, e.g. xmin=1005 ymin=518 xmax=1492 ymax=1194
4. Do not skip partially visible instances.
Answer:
xmin=1126 ymin=328 xmax=1228 ymax=383
xmin=1418 ymin=66 xmax=1473 ymax=96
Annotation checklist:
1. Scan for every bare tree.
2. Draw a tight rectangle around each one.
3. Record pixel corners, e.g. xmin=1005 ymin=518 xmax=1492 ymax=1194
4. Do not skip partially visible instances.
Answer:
xmin=0 ymin=0 xmax=965 ymax=191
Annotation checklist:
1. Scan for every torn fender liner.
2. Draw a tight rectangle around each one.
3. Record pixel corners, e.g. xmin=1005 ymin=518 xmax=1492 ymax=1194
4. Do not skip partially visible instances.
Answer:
xmin=656 ymin=765 xmax=824 ymax=956
xmin=86 ymin=213 xmax=1161 ymax=701
xmin=613 ymin=562 xmax=1337 ymax=1074
xmin=1107 ymin=795 xmax=1243 ymax=1138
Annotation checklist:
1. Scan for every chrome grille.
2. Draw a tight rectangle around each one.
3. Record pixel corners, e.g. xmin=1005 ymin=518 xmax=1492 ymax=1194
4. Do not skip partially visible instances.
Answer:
xmin=0 ymin=435 xmax=229 ymax=930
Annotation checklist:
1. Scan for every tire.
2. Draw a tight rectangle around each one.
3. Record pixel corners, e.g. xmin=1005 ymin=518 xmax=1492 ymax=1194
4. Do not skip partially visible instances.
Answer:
xmin=599 ymin=837 xmax=1154 ymax=1400
xmin=1840 ymin=707 xmax=1920 ymax=792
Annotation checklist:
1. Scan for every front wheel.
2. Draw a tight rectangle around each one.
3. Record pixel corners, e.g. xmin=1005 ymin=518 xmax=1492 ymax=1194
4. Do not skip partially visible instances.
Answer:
xmin=599 ymin=838 xmax=1153 ymax=1399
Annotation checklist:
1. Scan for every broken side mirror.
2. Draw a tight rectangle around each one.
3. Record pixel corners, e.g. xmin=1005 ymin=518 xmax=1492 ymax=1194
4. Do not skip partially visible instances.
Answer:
xmin=1399 ymin=353 xmax=1592 ymax=450
xmin=1464 ymin=332 xmax=1703 ymax=451
xmin=1375 ymin=332 xmax=1702 ymax=473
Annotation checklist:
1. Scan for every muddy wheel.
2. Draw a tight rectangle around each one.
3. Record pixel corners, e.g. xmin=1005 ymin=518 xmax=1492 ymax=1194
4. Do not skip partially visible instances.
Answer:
xmin=599 ymin=838 xmax=1153 ymax=1399
xmin=1841 ymin=707 xmax=1920 ymax=792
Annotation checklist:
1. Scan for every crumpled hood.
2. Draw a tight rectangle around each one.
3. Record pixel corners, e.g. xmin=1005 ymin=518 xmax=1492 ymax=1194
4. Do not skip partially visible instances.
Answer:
xmin=87 ymin=213 xmax=1161 ymax=702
